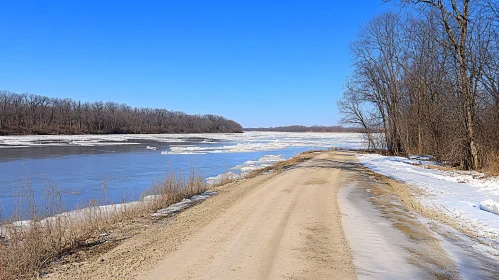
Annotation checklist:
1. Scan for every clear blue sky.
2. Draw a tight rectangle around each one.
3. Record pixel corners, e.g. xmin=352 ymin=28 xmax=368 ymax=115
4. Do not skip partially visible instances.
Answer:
xmin=0 ymin=0 xmax=389 ymax=127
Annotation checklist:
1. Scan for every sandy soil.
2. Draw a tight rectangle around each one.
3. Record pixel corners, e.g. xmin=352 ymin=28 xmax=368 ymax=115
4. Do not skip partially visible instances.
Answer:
xmin=46 ymin=151 xmax=456 ymax=280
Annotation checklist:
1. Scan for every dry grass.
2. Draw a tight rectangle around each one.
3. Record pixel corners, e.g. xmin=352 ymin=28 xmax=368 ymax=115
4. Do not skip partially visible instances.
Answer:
xmin=484 ymin=150 xmax=499 ymax=176
xmin=0 ymin=169 xmax=206 ymax=280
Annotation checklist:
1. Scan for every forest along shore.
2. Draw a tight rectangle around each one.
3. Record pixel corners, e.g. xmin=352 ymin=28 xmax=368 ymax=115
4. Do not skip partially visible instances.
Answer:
xmin=45 ymin=151 xmax=466 ymax=280
xmin=0 ymin=91 xmax=243 ymax=135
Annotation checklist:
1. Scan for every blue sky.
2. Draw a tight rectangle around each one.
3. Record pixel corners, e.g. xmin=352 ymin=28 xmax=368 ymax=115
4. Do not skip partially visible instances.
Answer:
xmin=0 ymin=1 xmax=388 ymax=127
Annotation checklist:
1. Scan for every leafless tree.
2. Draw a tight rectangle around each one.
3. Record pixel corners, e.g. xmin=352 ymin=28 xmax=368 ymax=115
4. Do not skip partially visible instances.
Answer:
xmin=338 ymin=0 xmax=499 ymax=171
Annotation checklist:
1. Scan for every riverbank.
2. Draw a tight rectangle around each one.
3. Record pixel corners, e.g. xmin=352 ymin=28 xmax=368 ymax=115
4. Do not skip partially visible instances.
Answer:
xmin=44 ymin=151 xmax=465 ymax=279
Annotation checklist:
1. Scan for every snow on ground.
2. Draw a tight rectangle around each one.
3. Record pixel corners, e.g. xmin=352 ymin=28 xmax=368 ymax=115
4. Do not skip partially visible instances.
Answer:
xmin=358 ymin=154 xmax=499 ymax=250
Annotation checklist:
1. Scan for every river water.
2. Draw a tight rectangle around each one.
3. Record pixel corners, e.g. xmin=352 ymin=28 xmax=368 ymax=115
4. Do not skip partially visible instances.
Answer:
xmin=0 ymin=132 xmax=365 ymax=218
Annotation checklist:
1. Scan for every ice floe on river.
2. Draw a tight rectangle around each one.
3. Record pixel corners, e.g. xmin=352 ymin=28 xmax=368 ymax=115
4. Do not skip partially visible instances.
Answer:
xmin=0 ymin=132 xmax=367 ymax=152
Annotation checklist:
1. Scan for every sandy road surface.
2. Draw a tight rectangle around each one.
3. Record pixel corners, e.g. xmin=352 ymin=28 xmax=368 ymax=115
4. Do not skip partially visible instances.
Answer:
xmin=138 ymin=152 xmax=355 ymax=280
xmin=47 ymin=151 xmax=456 ymax=280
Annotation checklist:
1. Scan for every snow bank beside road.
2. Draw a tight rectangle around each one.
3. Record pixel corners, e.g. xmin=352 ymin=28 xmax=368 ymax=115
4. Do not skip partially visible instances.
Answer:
xmin=357 ymin=154 xmax=499 ymax=246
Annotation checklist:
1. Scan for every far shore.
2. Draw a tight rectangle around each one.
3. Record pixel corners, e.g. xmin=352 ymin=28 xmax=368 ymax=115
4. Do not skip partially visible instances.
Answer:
xmin=0 ymin=129 xmax=363 ymax=137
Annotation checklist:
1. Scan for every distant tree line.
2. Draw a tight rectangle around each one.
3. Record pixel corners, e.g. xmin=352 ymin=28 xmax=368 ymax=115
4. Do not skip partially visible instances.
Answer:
xmin=338 ymin=0 xmax=499 ymax=170
xmin=0 ymin=91 xmax=243 ymax=135
xmin=244 ymin=125 xmax=363 ymax=133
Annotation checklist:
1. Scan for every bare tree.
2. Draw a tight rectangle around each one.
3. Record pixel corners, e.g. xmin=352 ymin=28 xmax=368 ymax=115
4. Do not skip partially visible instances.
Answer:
xmin=0 ymin=91 xmax=243 ymax=135
xmin=338 ymin=1 xmax=499 ymax=171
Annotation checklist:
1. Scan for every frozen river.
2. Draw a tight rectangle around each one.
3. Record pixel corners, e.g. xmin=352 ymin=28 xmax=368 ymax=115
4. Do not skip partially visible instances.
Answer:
xmin=0 ymin=132 xmax=365 ymax=218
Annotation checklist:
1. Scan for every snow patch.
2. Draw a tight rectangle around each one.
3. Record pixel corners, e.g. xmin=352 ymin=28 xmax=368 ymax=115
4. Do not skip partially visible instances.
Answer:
xmin=205 ymin=154 xmax=287 ymax=184
xmin=150 ymin=191 xmax=217 ymax=217
xmin=480 ymin=200 xmax=499 ymax=216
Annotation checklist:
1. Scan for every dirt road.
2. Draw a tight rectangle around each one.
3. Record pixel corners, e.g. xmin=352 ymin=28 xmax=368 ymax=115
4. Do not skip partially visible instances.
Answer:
xmin=138 ymin=151 xmax=355 ymax=280
xmin=48 ymin=151 xmax=455 ymax=280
